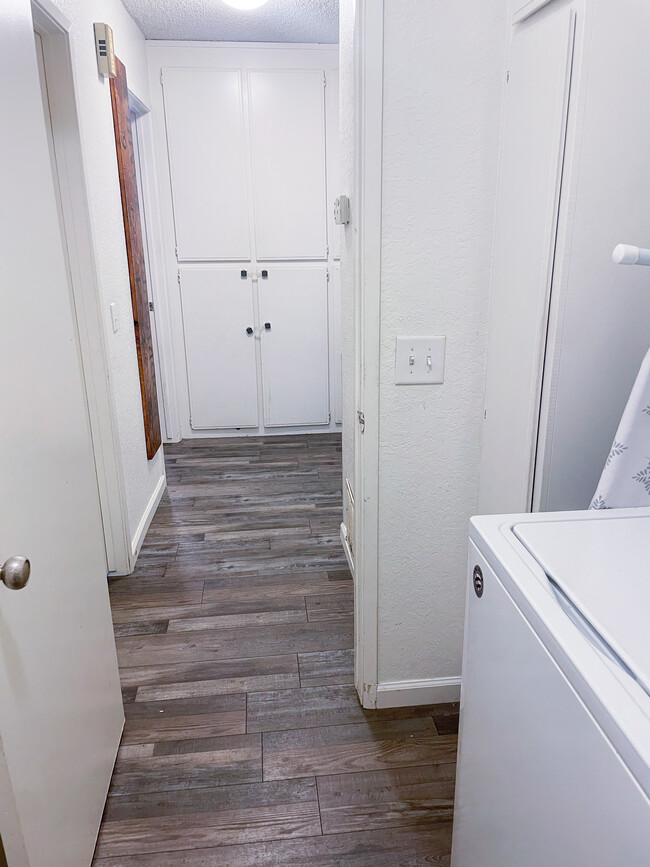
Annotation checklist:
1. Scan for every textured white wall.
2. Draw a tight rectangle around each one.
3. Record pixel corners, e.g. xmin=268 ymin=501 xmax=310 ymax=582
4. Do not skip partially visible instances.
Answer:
xmin=51 ymin=0 xmax=165 ymax=550
xmin=377 ymin=0 xmax=508 ymax=683
xmin=339 ymin=0 xmax=356 ymax=538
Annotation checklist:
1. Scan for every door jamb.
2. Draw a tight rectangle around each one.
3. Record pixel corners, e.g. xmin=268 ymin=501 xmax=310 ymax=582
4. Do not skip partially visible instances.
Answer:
xmin=31 ymin=0 xmax=132 ymax=575
xmin=353 ymin=0 xmax=384 ymax=709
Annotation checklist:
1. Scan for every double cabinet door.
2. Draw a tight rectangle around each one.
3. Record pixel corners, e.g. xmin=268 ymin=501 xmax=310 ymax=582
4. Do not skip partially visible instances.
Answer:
xmin=180 ymin=265 xmax=330 ymax=430
xmin=162 ymin=66 xmax=328 ymax=262
xmin=162 ymin=64 xmax=333 ymax=432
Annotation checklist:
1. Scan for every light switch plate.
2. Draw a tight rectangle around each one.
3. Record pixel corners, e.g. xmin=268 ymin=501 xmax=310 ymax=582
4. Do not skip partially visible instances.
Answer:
xmin=395 ymin=336 xmax=446 ymax=385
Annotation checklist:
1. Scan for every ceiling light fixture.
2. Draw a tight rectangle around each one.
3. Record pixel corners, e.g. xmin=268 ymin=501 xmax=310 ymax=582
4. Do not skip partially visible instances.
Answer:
xmin=221 ymin=0 xmax=271 ymax=9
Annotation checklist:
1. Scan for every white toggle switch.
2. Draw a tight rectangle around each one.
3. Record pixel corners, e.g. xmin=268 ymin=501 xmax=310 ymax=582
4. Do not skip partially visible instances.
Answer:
xmin=395 ymin=336 xmax=446 ymax=385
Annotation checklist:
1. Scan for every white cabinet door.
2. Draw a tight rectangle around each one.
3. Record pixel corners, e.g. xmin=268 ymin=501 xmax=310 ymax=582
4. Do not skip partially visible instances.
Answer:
xmin=249 ymin=70 xmax=328 ymax=260
xmin=478 ymin=8 xmax=575 ymax=515
xmin=162 ymin=68 xmax=251 ymax=261
xmin=0 ymin=6 xmax=123 ymax=865
xmin=180 ymin=268 xmax=259 ymax=429
xmin=259 ymin=266 xmax=330 ymax=426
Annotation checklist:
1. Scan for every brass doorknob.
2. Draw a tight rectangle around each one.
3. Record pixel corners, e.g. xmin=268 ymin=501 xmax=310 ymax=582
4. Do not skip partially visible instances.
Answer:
xmin=1 ymin=556 xmax=31 ymax=590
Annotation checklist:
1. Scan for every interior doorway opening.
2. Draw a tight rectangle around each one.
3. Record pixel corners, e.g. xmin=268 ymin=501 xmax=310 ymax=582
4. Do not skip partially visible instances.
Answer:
xmin=31 ymin=1 xmax=132 ymax=575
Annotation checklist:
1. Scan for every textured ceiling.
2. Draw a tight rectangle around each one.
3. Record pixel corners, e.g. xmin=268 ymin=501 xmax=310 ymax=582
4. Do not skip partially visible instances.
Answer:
xmin=121 ymin=0 xmax=339 ymax=43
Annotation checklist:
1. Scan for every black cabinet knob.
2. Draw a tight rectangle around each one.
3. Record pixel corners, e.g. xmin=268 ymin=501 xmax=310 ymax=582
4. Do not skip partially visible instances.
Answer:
xmin=261 ymin=269 xmax=268 ymax=278
xmin=264 ymin=322 xmax=271 ymax=331
xmin=241 ymin=269 xmax=247 ymax=278
xmin=246 ymin=326 xmax=253 ymax=335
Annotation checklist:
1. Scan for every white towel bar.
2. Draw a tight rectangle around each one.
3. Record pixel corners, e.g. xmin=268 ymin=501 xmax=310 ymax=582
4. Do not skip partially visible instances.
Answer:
xmin=612 ymin=244 xmax=650 ymax=266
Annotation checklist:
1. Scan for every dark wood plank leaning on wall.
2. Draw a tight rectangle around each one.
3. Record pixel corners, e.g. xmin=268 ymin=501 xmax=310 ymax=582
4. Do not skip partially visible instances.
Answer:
xmin=110 ymin=58 xmax=161 ymax=460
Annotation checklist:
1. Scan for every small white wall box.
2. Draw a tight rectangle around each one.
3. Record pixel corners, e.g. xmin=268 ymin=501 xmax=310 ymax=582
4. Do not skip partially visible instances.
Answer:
xmin=395 ymin=336 xmax=446 ymax=384
xmin=334 ymin=195 xmax=350 ymax=225
xmin=94 ymin=23 xmax=117 ymax=79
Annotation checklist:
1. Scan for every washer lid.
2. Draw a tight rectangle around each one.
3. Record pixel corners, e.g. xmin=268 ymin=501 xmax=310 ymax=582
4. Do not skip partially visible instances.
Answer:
xmin=514 ymin=514 xmax=650 ymax=695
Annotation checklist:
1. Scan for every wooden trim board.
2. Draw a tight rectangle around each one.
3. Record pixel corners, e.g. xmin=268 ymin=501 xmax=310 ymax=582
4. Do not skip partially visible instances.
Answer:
xmin=110 ymin=57 xmax=162 ymax=461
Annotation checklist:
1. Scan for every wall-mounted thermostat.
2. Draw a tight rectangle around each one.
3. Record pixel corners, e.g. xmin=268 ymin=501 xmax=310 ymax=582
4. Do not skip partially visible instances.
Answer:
xmin=334 ymin=195 xmax=350 ymax=225
xmin=94 ymin=23 xmax=117 ymax=79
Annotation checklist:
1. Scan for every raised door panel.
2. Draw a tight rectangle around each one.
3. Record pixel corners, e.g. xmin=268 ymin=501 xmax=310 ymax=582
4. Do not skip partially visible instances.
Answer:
xmin=477 ymin=8 xmax=575 ymax=515
xmin=249 ymin=70 xmax=327 ymax=260
xmin=179 ymin=268 xmax=258 ymax=429
xmin=259 ymin=266 xmax=329 ymax=427
xmin=162 ymin=68 xmax=250 ymax=261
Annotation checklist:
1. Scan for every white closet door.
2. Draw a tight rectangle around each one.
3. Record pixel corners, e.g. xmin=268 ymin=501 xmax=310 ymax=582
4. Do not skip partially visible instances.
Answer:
xmin=535 ymin=0 xmax=650 ymax=511
xmin=477 ymin=8 xmax=576 ymax=515
xmin=249 ymin=70 xmax=327 ymax=260
xmin=162 ymin=68 xmax=250 ymax=261
xmin=259 ymin=266 xmax=330 ymax=426
xmin=180 ymin=268 xmax=258 ymax=429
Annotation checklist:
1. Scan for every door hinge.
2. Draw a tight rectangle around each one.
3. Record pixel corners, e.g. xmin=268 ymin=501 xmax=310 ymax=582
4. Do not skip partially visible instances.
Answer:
xmin=357 ymin=410 xmax=365 ymax=432
xmin=175 ymin=244 xmax=178 ymax=258
xmin=506 ymin=70 xmax=510 ymax=84
xmin=326 ymin=244 xmax=330 ymax=257
xmin=323 ymin=71 xmax=326 ymax=87
xmin=148 ymin=300 xmax=154 ymax=312
xmin=327 ymin=269 xmax=330 ymax=282
xmin=177 ymin=271 xmax=181 ymax=286
xmin=160 ymin=69 xmax=164 ymax=85
xmin=328 ymin=411 xmax=331 ymax=422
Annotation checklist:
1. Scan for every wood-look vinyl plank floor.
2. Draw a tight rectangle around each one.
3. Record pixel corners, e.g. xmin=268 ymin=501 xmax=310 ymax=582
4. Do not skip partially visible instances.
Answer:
xmin=93 ymin=434 xmax=457 ymax=865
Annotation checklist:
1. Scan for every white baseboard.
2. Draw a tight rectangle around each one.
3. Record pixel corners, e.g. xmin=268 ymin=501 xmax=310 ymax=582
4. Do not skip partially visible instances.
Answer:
xmin=375 ymin=676 xmax=461 ymax=708
xmin=339 ymin=522 xmax=355 ymax=576
xmin=130 ymin=473 xmax=166 ymax=561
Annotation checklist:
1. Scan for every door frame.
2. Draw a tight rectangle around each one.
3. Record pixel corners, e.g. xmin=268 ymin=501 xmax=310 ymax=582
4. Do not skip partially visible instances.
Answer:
xmin=31 ymin=0 xmax=132 ymax=574
xmin=352 ymin=0 xmax=384 ymax=709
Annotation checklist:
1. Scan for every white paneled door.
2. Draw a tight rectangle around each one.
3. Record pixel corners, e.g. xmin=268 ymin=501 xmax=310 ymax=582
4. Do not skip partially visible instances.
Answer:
xmin=249 ymin=70 xmax=328 ymax=260
xmin=259 ymin=267 xmax=330 ymax=427
xmin=162 ymin=68 xmax=251 ymax=261
xmin=0 ymin=4 xmax=123 ymax=865
xmin=180 ymin=268 xmax=259 ymax=429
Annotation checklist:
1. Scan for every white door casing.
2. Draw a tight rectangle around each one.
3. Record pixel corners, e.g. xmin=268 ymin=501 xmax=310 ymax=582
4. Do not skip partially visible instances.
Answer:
xmin=0 ymin=2 xmax=124 ymax=864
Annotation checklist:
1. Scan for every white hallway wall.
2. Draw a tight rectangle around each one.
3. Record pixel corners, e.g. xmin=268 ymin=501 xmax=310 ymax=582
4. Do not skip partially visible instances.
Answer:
xmin=340 ymin=0 xmax=509 ymax=699
xmin=49 ymin=0 xmax=165 ymax=558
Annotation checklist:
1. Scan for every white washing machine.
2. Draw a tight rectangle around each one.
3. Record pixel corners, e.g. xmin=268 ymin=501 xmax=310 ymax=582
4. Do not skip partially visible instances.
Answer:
xmin=452 ymin=507 xmax=650 ymax=867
